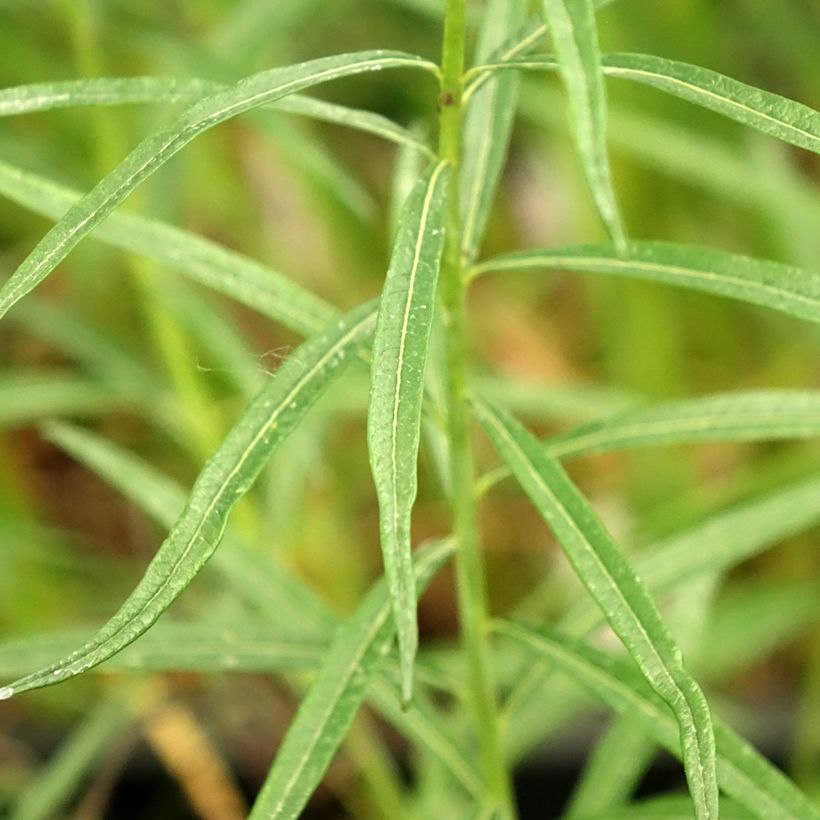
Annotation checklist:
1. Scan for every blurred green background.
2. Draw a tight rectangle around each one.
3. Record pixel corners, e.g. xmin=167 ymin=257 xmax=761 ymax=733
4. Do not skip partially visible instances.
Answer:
xmin=0 ymin=1 xmax=818 ymax=817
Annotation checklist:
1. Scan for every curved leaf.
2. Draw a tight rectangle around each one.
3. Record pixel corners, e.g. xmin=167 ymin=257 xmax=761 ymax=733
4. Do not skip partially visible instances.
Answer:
xmin=602 ymin=53 xmax=820 ymax=156
xmin=471 ymin=397 xmax=718 ymax=820
xmin=538 ymin=0 xmax=626 ymax=249
xmin=0 ymin=50 xmax=437 ymax=319
xmin=496 ymin=622 xmax=820 ymax=820
xmin=0 ymin=159 xmax=336 ymax=335
xmin=249 ymin=538 xmax=455 ymax=820
xmin=473 ymin=241 xmax=820 ymax=325
xmin=368 ymin=160 xmax=450 ymax=703
xmin=2 ymin=301 xmax=376 ymax=696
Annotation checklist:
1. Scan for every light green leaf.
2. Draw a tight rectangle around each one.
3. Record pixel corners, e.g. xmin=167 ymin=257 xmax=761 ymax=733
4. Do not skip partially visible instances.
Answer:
xmin=368 ymin=160 xmax=450 ymax=704
xmin=460 ymin=0 xmax=525 ymax=265
xmin=538 ymin=0 xmax=626 ymax=249
xmin=471 ymin=397 xmax=718 ymax=820
xmin=249 ymin=538 xmax=455 ymax=820
xmin=0 ymin=159 xmax=336 ymax=335
xmin=0 ymin=371 xmax=132 ymax=428
xmin=602 ymin=53 xmax=820 ymax=156
xmin=3 ymin=301 xmax=375 ymax=696
xmin=548 ymin=390 xmax=820 ymax=458
xmin=473 ymin=241 xmax=820 ymax=325
xmin=496 ymin=622 xmax=820 ymax=820
xmin=0 ymin=50 xmax=436 ymax=319
xmin=474 ymin=51 xmax=820 ymax=156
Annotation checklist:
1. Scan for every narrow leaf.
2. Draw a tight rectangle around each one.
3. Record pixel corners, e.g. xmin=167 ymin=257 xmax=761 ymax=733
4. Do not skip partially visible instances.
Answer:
xmin=602 ymin=53 xmax=820 ymax=156
xmin=497 ymin=622 xmax=820 ymax=820
xmin=460 ymin=0 xmax=525 ymax=264
xmin=472 ymin=397 xmax=718 ymax=819
xmin=0 ymin=159 xmax=336 ymax=335
xmin=547 ymin=390 xmax=820 ymax=458
xmin=474 ymin=241 xmax=820 ymax=325
xmin=3 ymin=302 xmax=376 ymax=696
xmin=249 ymin=538 xmax=455 ymax=820
xmin=538 ymin=0 xmax=626 ymax=249
xmin=0 ymin=50 xmax=436 ymax=319
xmin=367 ymin=160 xmax=450 ymax=703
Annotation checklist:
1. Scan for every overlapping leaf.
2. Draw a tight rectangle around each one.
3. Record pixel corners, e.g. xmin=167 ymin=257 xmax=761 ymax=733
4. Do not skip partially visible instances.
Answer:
xmin=497 ymin=622 xmax=820 ymax=820
xmin=0 ymin=50 xmax=437 ymax=319
xmin=249 ymin=538 xmax=454 ymax=820
xmin=538 ymin=0 xmax=626 ymax=249
xmin=473 ymin=241 xmax=820 ymax=325
xmin=471 ymin=396 xmax=718 ymax=819
xmin=2 ymin=301 xmax=376 ymax=696
xmin=367 ymin=160 xmax=449 ymax=703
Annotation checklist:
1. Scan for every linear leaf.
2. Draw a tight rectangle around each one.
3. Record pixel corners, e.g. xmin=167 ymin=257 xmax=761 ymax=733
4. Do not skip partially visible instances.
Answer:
xmin=471 ymin=397 xmax=718 ymax=819
xmin=496 ymin=622 xmax=820 ymax=820
xmin=249 ymin=538 xmax=454 ymax=820
xmin=367 ymin=160 xmax=450 ymax=703
xmin=0 ymin=159 xmax=336 ymax=335
xmin=475 ymin=51 xmax=820 ymax=156
xmin=602 ymin=53 xmax=820 ymax=156
xmin=0 ymin=372 xmax=132 ymax=428
xmin=473 ymin=241 xmax=820 ymax=325
xmin=548 ymin=390 xmax=820 ymax=458
xmin=3 ymin=302 xmax=375 ymax=696
xmin=538 ymin=0 xmax=626 ymax=249
xmin=460 ymin=0 xmax=525 ymax=264
xmin=0 ymin=77 xmax=433 ymax=155
xmin=0 ymin=50 xmax=436 ymax=319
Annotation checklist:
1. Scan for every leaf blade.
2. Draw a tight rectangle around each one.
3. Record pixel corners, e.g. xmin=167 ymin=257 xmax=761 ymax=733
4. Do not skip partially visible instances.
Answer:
xmin=4 ymin=301 xmax=376 ymax=695
xmin=367 ymin=160 xmax=450 ymax=703
xmin=474 ymin=241 xmax=820 ymax=325
xmin=539 ymin=0 xmax=625 ymax=248
xmin=472 ymin=397 xmax=718 ymax=819
xmin=249 ymin=538 xmax=454 ymax=820
xmin=0 ymin=50 xmax=436 ymax=319
xmin=497 ymin=622 xmax=820 ymax=820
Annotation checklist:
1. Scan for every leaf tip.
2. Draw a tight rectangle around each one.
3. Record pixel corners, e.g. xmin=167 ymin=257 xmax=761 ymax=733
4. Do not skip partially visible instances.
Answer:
xmin=0 ymin=686 xmax=14 ymax=701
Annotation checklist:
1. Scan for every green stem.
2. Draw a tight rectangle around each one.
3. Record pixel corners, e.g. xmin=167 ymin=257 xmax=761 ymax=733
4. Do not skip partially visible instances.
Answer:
xmin=438 ymin=2 xmax=516 ymax=816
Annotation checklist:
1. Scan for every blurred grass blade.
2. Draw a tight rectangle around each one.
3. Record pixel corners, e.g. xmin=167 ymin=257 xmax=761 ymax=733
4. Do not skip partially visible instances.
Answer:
xmin=460 ymin=0 xmax=525 ymax=265
xmin=565 ymin=714 xmax=656 ymax=818
xmin=11 ymin=696 xmax=131 ymax=820
xmin=0 ymin=76 xmax=433 ymax=156
xmin=471 ymin=397 xmax=718 ymax=819
xmin=474 ymin=241 xmax=820 ymax=325
xmin=548 ymin=390 xmax=820 ymax=457
xmin=602 ymin=53 xmax=820 ymax=156
xmin=4 ymin=302 xmax=375 ymax=696
xmin=496 ymin=622 xmax=820 ymax=820
xmin=0 ymin=159 xmax=336 ymax=335
xmin=0 ymin=371 xmax=132 ymax=428
xmin=0 ymin=50 xmax=436 ymax=319
xmin=538 ymin=0 xmax=626 ymax=249
xmin=249 ymin=538 xmax=455 ymax=820
xmin=368 ymin=160 xmax=449 ymax=704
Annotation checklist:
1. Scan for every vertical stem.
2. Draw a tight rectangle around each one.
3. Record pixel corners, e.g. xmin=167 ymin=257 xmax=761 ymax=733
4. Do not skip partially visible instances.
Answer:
xmin=438 ymin=3 xmax=516 ymax=817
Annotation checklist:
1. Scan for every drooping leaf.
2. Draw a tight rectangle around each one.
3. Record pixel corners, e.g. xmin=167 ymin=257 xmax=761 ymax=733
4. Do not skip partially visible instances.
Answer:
xmin=471 ymin=396 xmax=718 ymax=820
xmin=473 ymin=241 xmax=820 ymax=325
xmin=0 ymin=50 xmax=437 ymax=319
xmin=3 ymin=301 xmax=375 ymax=696
xmin=496 ymin=622 xmax=820 ymax=820
xmin=538 ymin=0 xmax=626 ymax=249
xmin=601 ymin=53 xmax=820 ymax=156
xmin=0 ymin=159 xmax=336 ymax=335
xmin=249 ymin=538 xmax=455 ymax=820
xmin=460 ymin=0 xmax=525 ymax=265
xmin=367 ymin=160 xmax=450 ymax=703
